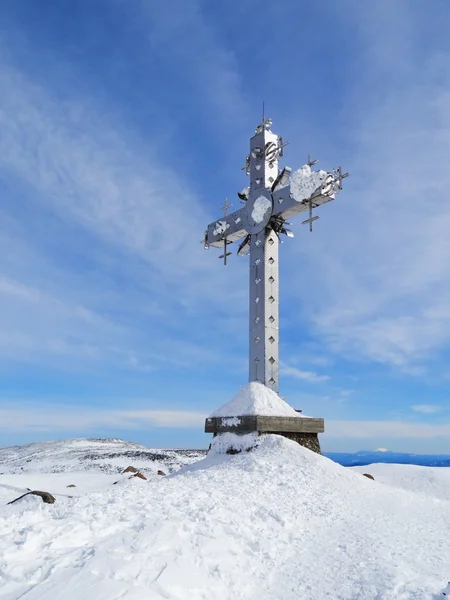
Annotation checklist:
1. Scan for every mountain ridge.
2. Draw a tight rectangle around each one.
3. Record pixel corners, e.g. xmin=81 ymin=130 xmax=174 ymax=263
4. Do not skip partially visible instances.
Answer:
xmin=1 ymin=438 xmax=449 ymax=473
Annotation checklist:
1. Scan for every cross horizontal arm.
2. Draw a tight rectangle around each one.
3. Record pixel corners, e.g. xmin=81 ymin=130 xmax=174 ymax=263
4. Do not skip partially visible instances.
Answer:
xmin=272 ymin=184 xmax=333 ymax=221
xmin=205 ymin=206 xmax=248 ymax=248
xmin=272 ymin=165 xmax=338 ymax=221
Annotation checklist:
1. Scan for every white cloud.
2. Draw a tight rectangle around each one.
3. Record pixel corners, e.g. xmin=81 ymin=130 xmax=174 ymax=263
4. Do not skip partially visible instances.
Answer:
xmin=280 ymin=364 xmax=330 ymax=383
xmin=411 ymin=405 xmax=442 ymax=414
xmin=284 ymin=5 xmax=450 ymax=371
xmin=0 ymin=49 xmax=247 ymax=371
xmin=138 ymin=0 xmax=249 ymax=134
xmin=0 ymin=402 xmax=206 ymax=432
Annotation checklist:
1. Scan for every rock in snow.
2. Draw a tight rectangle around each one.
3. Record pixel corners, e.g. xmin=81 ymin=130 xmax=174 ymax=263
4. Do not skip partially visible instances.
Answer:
xmin=209 ymin=381 xmax=301 ymax=418
xmin=7 ymin=490 xmax=56 ymax=505
xmin=1 ymin=433 xmax=450 ymax=599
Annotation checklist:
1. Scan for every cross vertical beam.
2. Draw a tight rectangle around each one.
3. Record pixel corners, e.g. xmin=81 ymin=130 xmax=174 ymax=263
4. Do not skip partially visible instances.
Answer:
xmin=249 ymin=228 xmax=279 ymax=392
xmin=203 ymin=116 xmax=347 ymax=396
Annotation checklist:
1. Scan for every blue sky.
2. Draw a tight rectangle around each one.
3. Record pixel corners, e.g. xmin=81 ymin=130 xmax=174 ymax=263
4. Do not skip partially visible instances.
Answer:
xmin=1 ymin=0 xmax=450 ymax=453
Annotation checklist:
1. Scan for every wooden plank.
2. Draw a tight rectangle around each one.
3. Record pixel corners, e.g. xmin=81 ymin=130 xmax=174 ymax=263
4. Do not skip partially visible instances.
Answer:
xmin=256 ymin=416 xmax=324 ymax=433
xmin=204 ymin=416 xmax=324 ymax=434
xmin=205 ymin=416 xmax=257 ymax=433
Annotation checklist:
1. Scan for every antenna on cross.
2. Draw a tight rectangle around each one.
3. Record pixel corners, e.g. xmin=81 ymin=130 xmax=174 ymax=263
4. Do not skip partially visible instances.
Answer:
xmin=220 ymin=198 xmax=232 ymax=216
xmin=302 ymin=200 xmax=320 ymax=232
xmin=218 ymin=199 xmax=232 ymax=265
xmin=307 ymin=154 xmax=318 ymax=167
xmin=219 ymin=239 xmax=232 ymax=266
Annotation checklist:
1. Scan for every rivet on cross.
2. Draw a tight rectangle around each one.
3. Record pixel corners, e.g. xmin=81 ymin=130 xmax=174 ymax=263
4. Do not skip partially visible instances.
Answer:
xmin=203 ymin=117 xmax=347 ymax=392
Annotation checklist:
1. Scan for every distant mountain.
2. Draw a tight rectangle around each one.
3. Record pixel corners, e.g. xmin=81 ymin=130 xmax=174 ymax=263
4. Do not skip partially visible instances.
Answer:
xmin=324 ymin=450 xmax=450 ymax=467
xmin=0 ymin=438 xmax=206 ymax=475
xmin=1 ymin=439 xmax=449 ymax=474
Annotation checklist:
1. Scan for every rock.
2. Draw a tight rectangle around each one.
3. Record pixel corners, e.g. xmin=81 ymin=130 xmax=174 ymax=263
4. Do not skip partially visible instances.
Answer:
xmin=363 ymin=473 xmax=375 ymax=480
xmin=67 ymin=484 xmax=76 ymax=488
xmin=31 ymin=491 xmax=56 ymax=503
xmin=157 ymin=470 xmax=166 ymax=476
xmin=7 ymin=490 xmax=56 ymax=505
xmin=113 ymin=471 xmax=147 ymax=484
xmin=123 ymin=466 xmax=139 ymax=474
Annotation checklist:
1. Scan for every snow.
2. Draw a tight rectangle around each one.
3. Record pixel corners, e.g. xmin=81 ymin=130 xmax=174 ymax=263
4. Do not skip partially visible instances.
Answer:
xmin=209 ymin=381 xmax=301 ymax=418
xmin=251 ymin=195 xmax=272 ymax=223
xmin=352 ymin=462 xmax=450 ymax=501
xmin=213 ymin=220 xmax=230 ymax=236
xmin=289 ymin=164 xmax=332 ymax=202
xmin=1 ymin=434 xmax=450 ymax=599
xmin=221 ymin=416 xmax=242 ymax=427
xmin=0 ymin=438 xmax=204 ymax=475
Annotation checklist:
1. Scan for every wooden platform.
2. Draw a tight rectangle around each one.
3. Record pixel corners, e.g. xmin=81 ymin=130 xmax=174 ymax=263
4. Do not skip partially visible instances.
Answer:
xmin=205 ymin=415 xmax=324 ymax=434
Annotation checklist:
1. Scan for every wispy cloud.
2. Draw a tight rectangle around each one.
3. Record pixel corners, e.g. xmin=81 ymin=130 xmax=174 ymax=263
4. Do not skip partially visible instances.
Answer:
xmin=0 ymin=402 xmax=206 ymax=432
xmin=0 ymin=48 xmax=246 ymax=372
xmin=411 ymin=405 xmax=442 ymax=414
xmin=138 ymin=0 xmax=249 ymax=134
xmin=280 ymin=364 xmax=330 ymax=383
xmin=284 ymin=5 xmax=450 ymax=371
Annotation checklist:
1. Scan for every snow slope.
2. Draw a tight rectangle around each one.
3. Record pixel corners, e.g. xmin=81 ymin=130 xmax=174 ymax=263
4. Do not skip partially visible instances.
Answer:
xmin=352 ymin=462 xmax=450 ymax=501
xmin=1 ymin=434 xmax=449 ymax=600
xmin=0 ymin=438 xmax=204 ymax=475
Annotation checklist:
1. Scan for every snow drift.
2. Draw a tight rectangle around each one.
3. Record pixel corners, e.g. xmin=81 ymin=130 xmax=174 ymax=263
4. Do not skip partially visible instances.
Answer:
xmin=1 ymin=434 xmax=449 ymax=599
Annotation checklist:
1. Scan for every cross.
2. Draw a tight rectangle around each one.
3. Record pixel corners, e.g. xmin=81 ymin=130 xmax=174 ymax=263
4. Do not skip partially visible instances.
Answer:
xmin=218 ymin=199 xmax=232 ymax=264
xmin=203 ymin=118 xmax=347 ymax=393
xmin=220 ymin=198 xmax=232 ymax=216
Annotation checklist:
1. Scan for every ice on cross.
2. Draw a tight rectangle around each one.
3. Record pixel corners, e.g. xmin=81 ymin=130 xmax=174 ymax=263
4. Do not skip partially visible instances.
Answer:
xmin=204 ymin=118 xmax=348 ymax=394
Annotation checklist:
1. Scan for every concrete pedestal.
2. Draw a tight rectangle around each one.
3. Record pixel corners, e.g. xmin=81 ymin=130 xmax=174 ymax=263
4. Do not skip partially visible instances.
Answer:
xmin=205 ymin=415 xmax=324 ymax=454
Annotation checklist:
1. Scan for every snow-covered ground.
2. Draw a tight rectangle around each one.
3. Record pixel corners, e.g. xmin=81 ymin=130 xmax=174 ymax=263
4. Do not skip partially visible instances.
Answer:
xmin=351 ymin=462 xmax=450 ymax=502
xmin=0 ymin=437 xmax=205 ymax=476
xmin=1 ymin=434 xmax=449 ymax=599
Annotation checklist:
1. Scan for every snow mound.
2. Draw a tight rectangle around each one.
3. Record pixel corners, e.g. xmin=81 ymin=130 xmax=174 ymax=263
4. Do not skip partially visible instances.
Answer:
xmin=1 ymin=434 xmax=449 ymax=599
xmin=209 ymin=381 xmax=300 ymax=418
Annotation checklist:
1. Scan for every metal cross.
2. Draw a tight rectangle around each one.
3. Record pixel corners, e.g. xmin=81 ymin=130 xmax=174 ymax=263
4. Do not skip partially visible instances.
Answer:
xmin=220 ymin=199 xmax=232 ymax=216
xmin=302 ymin=200 xmax=319 ymax=232
xmin=203 ymin=118 xmax=347 ymax=393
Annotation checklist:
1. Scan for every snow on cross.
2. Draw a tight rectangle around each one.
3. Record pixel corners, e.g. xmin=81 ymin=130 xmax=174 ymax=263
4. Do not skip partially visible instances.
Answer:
xmin=203 ymin=117 xmax=347 ymax=454
xmin=203 ymin=117 xmax=348 ymax=394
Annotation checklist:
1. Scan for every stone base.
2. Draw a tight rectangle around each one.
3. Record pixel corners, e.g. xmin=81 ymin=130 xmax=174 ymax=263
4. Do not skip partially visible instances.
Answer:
xmin=206 ymin=415 xmax=324 ymax=455
xmin=274 ymin=431 xmax=321 ymax=454
xmin=211 ymin=431 xmax=322 ymax=455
